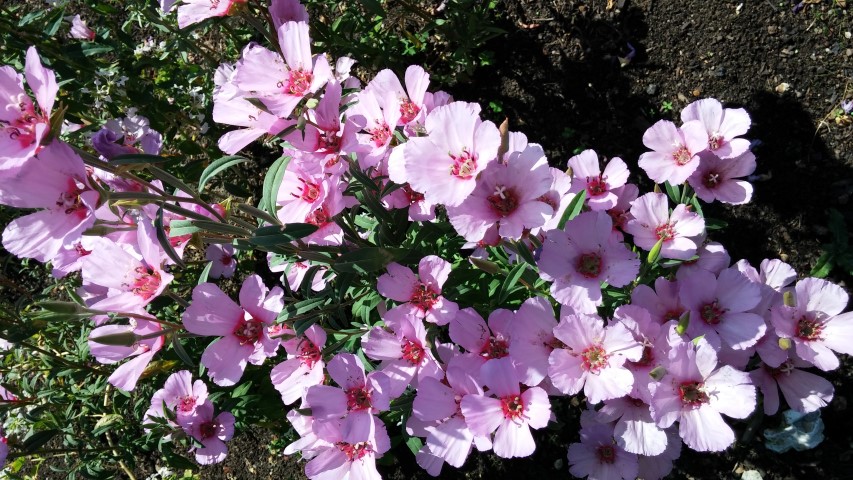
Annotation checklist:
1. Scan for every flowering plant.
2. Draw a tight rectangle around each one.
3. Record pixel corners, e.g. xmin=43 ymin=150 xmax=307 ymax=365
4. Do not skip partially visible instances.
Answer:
xmin=0 ymin=1 xmax=850 ymax=478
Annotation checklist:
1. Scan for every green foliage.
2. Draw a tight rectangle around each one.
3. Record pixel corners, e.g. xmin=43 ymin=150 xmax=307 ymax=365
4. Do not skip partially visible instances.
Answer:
xmin=811 ymin=209 xmax=853 ymax=278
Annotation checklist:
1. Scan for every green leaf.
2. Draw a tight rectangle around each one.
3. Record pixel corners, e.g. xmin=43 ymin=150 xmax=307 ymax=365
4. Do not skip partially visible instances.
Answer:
xmin=332 ymin=247 xmax=407 ymax=274
xmin=43 ymin=6 xmax=66 ymax=36
xmin=92 ymin=414 xmax=123 ymax=436
xmin=278 ymin=297 xmax=330 ymax=323
xmin=248 ymin=224 xmax=319 ymax=247
xmin=189 ymin=220 xmax=250 ymax=236
xmin=237 ymin=203 xmax=279 ymax=226
xmin=168 ymin=219 xmax=200 ymax=238
xmin=663 ymin=181 xmax=681 ymax=204
xmin=109 ymin=153 xmax=172 ymax=165
xmin=198 ymin=262 xmax=213 ymax=285
xmin=293 ymin=315 xmax=320 ymax=336
xmin=171 ymin=335 xmax=195 ymax=368
xmin=262 ymin=155 xmax=292 ymax=217
xmin=405 ymin=436 xmax=423 ymax=456
xmin=23 ymin=430 xmax=59 ymax=453
xmin=703 ymin=218 xmax=728 ymax=231
xmin=148 ymin=165 xmax=196 ymax=197
xmin=498 ymin=263 xmax=527 ymax=304
xmin=155 ymin=207 xmax=186 ymax=268
xmin=162 ymin=448 xmax=197 ymax=471
xmin=647 ymin=238 xmax=664 ymax=265
xmin=557 ymin=190 xmax=586 ymax=230
xmin=809 ymin=251 xmax=833 ymax=278
xmin=199 ymin=156 xmax=249 ymax=192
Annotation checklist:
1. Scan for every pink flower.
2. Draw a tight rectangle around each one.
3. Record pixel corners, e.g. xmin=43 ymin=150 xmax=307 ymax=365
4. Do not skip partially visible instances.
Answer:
xmin=539 ymin=211 xmax=639 ymax=310
xmin=233 ymin=22 xmax=331 ymax=119
xmin=182 ymin=275 xmax=283 ymax=386
xmin=567 ymin=150 xmax=630 ymax=211
xmin=212 ymin=93 xmax=290 ymax=155
xmin=596 ymin=397 xmax=667 ymax=456
xmin=376 ymin=255 xmax=458 ymax=326
xmin=567 ymin=411 xmax=639 ymax=480
xmin=631 ymin=277 xmax=686 ymax=325
xmin=177 ymin=0 xmax=246 ymax=28
xmin=769 ymin=277 xmax=853 ymax=371
xmin=88 ymin=317 xmax=165 ymax=391
xmin=91 ymin=110 xmax=163 ymax=160
xmin=624 ymin=192 xmax=705 ymax=260
xmin=460 ymin=358 xmax=551 ymax=458
xmin=449 ymin=308 xmax=513 ymax=366
xmin=447 ymin=142 xmax=553 ymax=241
xmin=268 ymin=255 xmax=331 ymax=292
xmin=674 ymin=241 xmax=731 ymax=281
xmin=1 ymin=141 xmax=98 ymax=263
xmin=636 ymin=428 xmax=682 ymax=480
xmin=750 ymin=358 xmax=833 ymax=415
xmin=508 ymin=296 xmax=559 ymax=387
xmin=362 ymin=311 xmax=443 ymax=397
xmin=303 ymin=416 xmax=390 ymax=480
xmin=536 ymin=167 xmax=574 ymax=233
xmin=146 ymin=370 xmax=209 ymax=421
xmin=177 ymin=400 xmax=235 ymax=465
xmin=649 ymin=337 xmax=755 ymax=452
xmin=205 ymin=244 xmax=236 ymax=279
xmin=68 ymin=15 xmax=96 ymax=40
xmin=348 ymin=88 xmax=400 ymax=170
xmin=680 ymin=98 xmax=751 ymax=159
xmin=687 ymin=150 xmax=756 ymax=204
xmin=548 ymin=313 xmax=643 ymax=403
xmin=0 ymin=47 xmax=56 ymax=171
xmin=80 ymin=218 xmax=173 ymax=311
xmin=388 ymin=101 xmax=500 ymax=207
xmin=270 ymin=324 xmax=326 ymax=405
xmin=364 ymin=65 xmax=430 ymax=130
xmin=679 ymin=267 xmax=766 ymax=350
xmin=637 ymin=119 xmax=708 ymax=185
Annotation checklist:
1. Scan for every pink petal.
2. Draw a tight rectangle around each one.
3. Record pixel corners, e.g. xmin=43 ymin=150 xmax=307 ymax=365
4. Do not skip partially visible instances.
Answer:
xmin=201 ymin=335 xmax=251 ymax=386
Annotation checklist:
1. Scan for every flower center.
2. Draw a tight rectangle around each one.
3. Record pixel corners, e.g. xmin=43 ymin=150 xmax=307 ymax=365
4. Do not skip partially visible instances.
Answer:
xmin=368 ymin=122 xmax=392 ymax=147
xmin=587 ymin=176 xmax=608 ymax=196
xmin=500 ymin=394 xmax=524 ymax=420
xmin=480 ymin=337 xmax=510 ymax=360
xmin=232 ymin=318 xmax=264 ymax=345
xmin=131 ymin=266 xmax=162 ymax=300
xmin=305 ymin=205 xmax=330 ymax=226
xmin=403 ymin=184 xmax=425 ymax=204
xmin=655 ymin=222 xmax=675 ymax=241
xmin=678 ymin=381 xmax=709 ymax=407
xmin=199 ymin=421 xmax=217 ymax=440
xmin=449 ymin=150 xmax=477 ymax=179
xmin=401 ymin=339 xmax=425 ymax=365
xmin=345 ymin=387 xmax=372 ymax=411
xmin=293 ymin=178 xmax=321 ymax=203
xmin=795 ymin=315 xmax=825 ymax=341
xmin=581 ymin=344 xmax=609 ymax=373
xmin=486 ymin=184 xmax=519 ymax=217
xmin=283 ymin=69 xmax=313 ymax=96
xmin=575 ymin=252 xmax=603 ymax=278
xmin=399 ymin=100 xmax=420 ymax=124
xmin=410 ymin=283 xmax=438 ymax=311
xmin=338 ymin=441 xmax=372 ymax=461
xmin=709 ymin=134 xmax=723 ymax=150
xmin=672 ymin=146 xmax=692 ymax=166
xmin=177 ymin=395 xmax=196 ymax=413
xmin=220 ymin=254 xmax=233 ymax=265
xmin=596 ymin=445 xmax=616 ymax=464
xmin=317 ymin=132 xmax=340 ymax=153
xmin=298 ymin=339 xmax=322 ymax=368
xmin=702 ymin=171 xmax=721 ymax=188
xmin=700 ymin=301 xmax=726 ymax=325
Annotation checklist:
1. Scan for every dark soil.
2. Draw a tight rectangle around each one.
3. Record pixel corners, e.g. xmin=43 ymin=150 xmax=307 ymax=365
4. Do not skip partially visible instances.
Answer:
xmin=208 ymin=1 xmax=853 ymax=479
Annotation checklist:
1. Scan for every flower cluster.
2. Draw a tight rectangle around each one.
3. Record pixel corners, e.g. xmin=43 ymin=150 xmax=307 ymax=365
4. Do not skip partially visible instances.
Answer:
xmin=0 ymin=0 xmax=850 ymax=478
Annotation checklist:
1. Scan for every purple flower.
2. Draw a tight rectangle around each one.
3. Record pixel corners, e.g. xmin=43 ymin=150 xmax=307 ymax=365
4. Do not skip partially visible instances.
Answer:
xmin=177 ymin=400 xmax=235 ymax=465
xmin=624 ymin=192 xmax=705 ymax=260
xmin=377 ymin=255 xmax=458 ymax=326
xmin=568 ymin=411 xmax=639 ymax=480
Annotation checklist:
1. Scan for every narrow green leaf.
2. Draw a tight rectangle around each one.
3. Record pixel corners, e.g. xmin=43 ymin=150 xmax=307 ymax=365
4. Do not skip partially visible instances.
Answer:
xmin=498 ymin=263 xmax=527 ymax=304
xmin=332 ymin=247 xmax=406 ymax=274
xmin=197 ymin=262 xmax=213 ymax=285
xmin=155 ymin=207 xmax=186 ymax=268
xmin=168 ymin=219 xmax=200 ymax=238
xmin=171 ymin=335 xmax=195 ymax=368
xmin=248 ymin=223 xmax=319 ymax=247
xmin=148 ymin=165 xmax=196 ymax=196
xmin=23 ymin=430 xmax=59 ymax=453
xmin=647 ymin=238 xmax=664 ymax=265
xmin=199 ymin=156 xmax=249 ymax=192
xmin=237 ymin=203 xmax=280 ymax=226
xmin=663 ymin=181 xmax=681 ymax=204
xmin=809 ymin=252 xmax=833 ymax=278
xmin=262 ymin=155 xmax=292 ymax=217
xmin=405 ymin=436 xmax=423 ymax=456
xmin=557 ymin=190 xmax=586 ymax=230
xmin=704 ymin=218 xmax=728 ymax=231
xmin=109 ymin=153 xmax=172 ymax=165
xmin=190 ymin=220 xmax=251 ymax=236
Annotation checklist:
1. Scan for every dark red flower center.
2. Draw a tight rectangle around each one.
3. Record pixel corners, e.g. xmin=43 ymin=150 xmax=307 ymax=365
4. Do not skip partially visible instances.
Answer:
xmin=338 ymin=441 xmax=372 ymax=461
xmin=500 ymin=394 xmax=524 ymax=420
xmin=700 ymin=301 xmax=726 ymax=325
xmin=298 ymin=339 xmax=322 ymax=368
xmin=410 ymin=283 xmax=439 ymax=311
xmin=450 ymin=150 xmax=477 ymax=179
xmin=596 ymin=445 xmax=616 ymax=464
xmin=131 ymin=266 xmax=162 ymax=300
xmin=402 ymin=339 xmax=425 ymax=365
xmin=655 ymin=222 xmax=676 ymax=241
xmin=232 ymin=318 xmax=264 ymax=345
xmin=283 ymin=69 xmax=313 ymax=96
xmin=672 ymin=146 xmax=693 ymax=166
xmin=178 ymin=395 xmax=196 ymax=413
xmin=305 ymin=205 xmax=330 ymax=226
xmin=702 ymin=171 xmax=722 ymax=188
xmin=199 ymin=421 xmax=217 ymax=440
xmin=796 ymin=315 xmax=825 ymax=341
xmin=587 ymin=176 xmax=608 ymax=196
xmin=480 ymin=337 xmax=510 ymax=360
xmin=368 ymin=122 xmax=392 ymax=147
xmin=345 ymin=387 xmax=372 ymax=411
xmin=399 ymin=101 xmax=420 ymax=124
xmin=581 ymin=344 xmax=609 ymax=373
xmin=487 ymin=184 xmax=519 ymax=217
xmin=678 ymin=381 xmax=709 ymax=407
xmin=576 ymin=252 xmax=603 ymax=278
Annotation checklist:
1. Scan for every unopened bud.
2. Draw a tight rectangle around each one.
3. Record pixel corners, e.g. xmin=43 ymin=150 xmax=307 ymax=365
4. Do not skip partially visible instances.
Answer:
xmin=676 ymin=311 xmax=690 ymax=335
xmin=38 ymin=301 xmax=90 ymax=315
xmin=649 ymin=365 xmax=667 ymax=381
xmin=469 ymin=257 xmax=500 ymax=275
xmin=778 ymin=337 xmax=792 ymax=350
xmin=89 ymin=330 xmax=138 ymax=347
xmin=783 ymin=291 xmax=796 ymax=307
xmin=305 ymin=98 xmax=319 ymax=109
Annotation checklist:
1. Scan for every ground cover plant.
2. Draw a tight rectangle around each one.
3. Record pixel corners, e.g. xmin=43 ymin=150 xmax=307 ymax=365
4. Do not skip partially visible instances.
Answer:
xmin=0 ymin=1 xmax=851 ymax=479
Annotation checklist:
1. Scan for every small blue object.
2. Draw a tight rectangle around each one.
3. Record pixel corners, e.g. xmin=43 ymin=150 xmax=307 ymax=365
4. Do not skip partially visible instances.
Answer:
xmin=763 ymin=409 xmax=824 ymax=453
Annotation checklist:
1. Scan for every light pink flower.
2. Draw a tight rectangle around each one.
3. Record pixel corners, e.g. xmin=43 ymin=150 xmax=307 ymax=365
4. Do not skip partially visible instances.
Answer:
xmin=270 ymin=324 xmax=326 ymax=405
xmin=303 ymin=415 xmax=390 ymax=480
xmin=567 ymin=410 xmax=639 ymax=480
xmin=674 ymin=241 xmax=731 ymax=281
xmin=649 ymin=337 xmax=755 ymax=452
xmin=508 ymin=296 xmax=559 ymax=387
xmin=449 ymin=308 xmax=513 ymax=367
xmin=349 ymin=88 xmax=400 ymax=170
xmin=750 ymin=358 xmax=833 ymax=415
xmin=177 ymin=0 xmax=246 ymax=28
xmin=205 ymin=244 xmax=236 ymax=279
xmin=637 ymin=119 xmax=708 ymax=185
xmin=364 ymin=65 xmax=430 ymax=130
xmin=769 ymin=277 xmax=853 ymax=371
xmin=212 ymin=93 xmax=290 ymax=155
xmin=268 ymin=255 xmax=331 ymax=292
xmin=460 ymin=357 xmax=551 ymax=458
xmin=631 ymin=277 xmax=686 ymax=325
xmin=687 ymin=150 xmax=756 ymax=204
xmin=177 ymin=400 xmax=235 ymax=465
xmin=377 ymin=255 xmax=458 ymax=326
xmin=539 ymin=211 xmax=639 ymax=310
xmin=0 ymin=47 xmax=56 ymax=171
xmin=182 ymin=275 xmax=283 ymax=386
xmin=680 ymin=267 xmax=766 ymax=350
xmin=362 ymin=311 xmax=443 ymax=397
xmin=624 ymin=192 xmax=705 ymax=260
xmin=596 ymin=397 xmax=667 ymax=456
xmin=269 ymin=0 xmax=309 ymax=29
xmin=567 ymin=150 xmax=630 ymax=211
xmin=146 ymin=370 xmax=209 ymax=421
xmin=88 ymin=317 xmax=165 ymax=391
xmin=68 ymin=15 xmax=96 ymax=40
xmin=680 ymin=98 xmax=751 ymax=159
xmin=1 ymin=141 xmax=98 ymax=263
xmin=536 ymin=167 xmax=574 ymax=233
xmin=387 ymin=101 xmax=500 ymax=207
xmin=636 ymin=427 xmax=682 ymax=480
xmin=548 ymin=313 xmax=643 ymax=403
xmin=447 ymin=142 xmax=553 ymax=241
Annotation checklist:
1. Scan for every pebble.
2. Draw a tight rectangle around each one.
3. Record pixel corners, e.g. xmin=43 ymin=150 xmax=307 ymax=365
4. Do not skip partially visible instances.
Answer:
xmin=767 ymin=25 xmax=778 ymax=35
xmin=646 ymin=84 xmax=658 ymax=95
xmin=775 ymin=82 xmax=790 ymax=93
xmin=742 ymin=471 xmax=763 ymax=480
